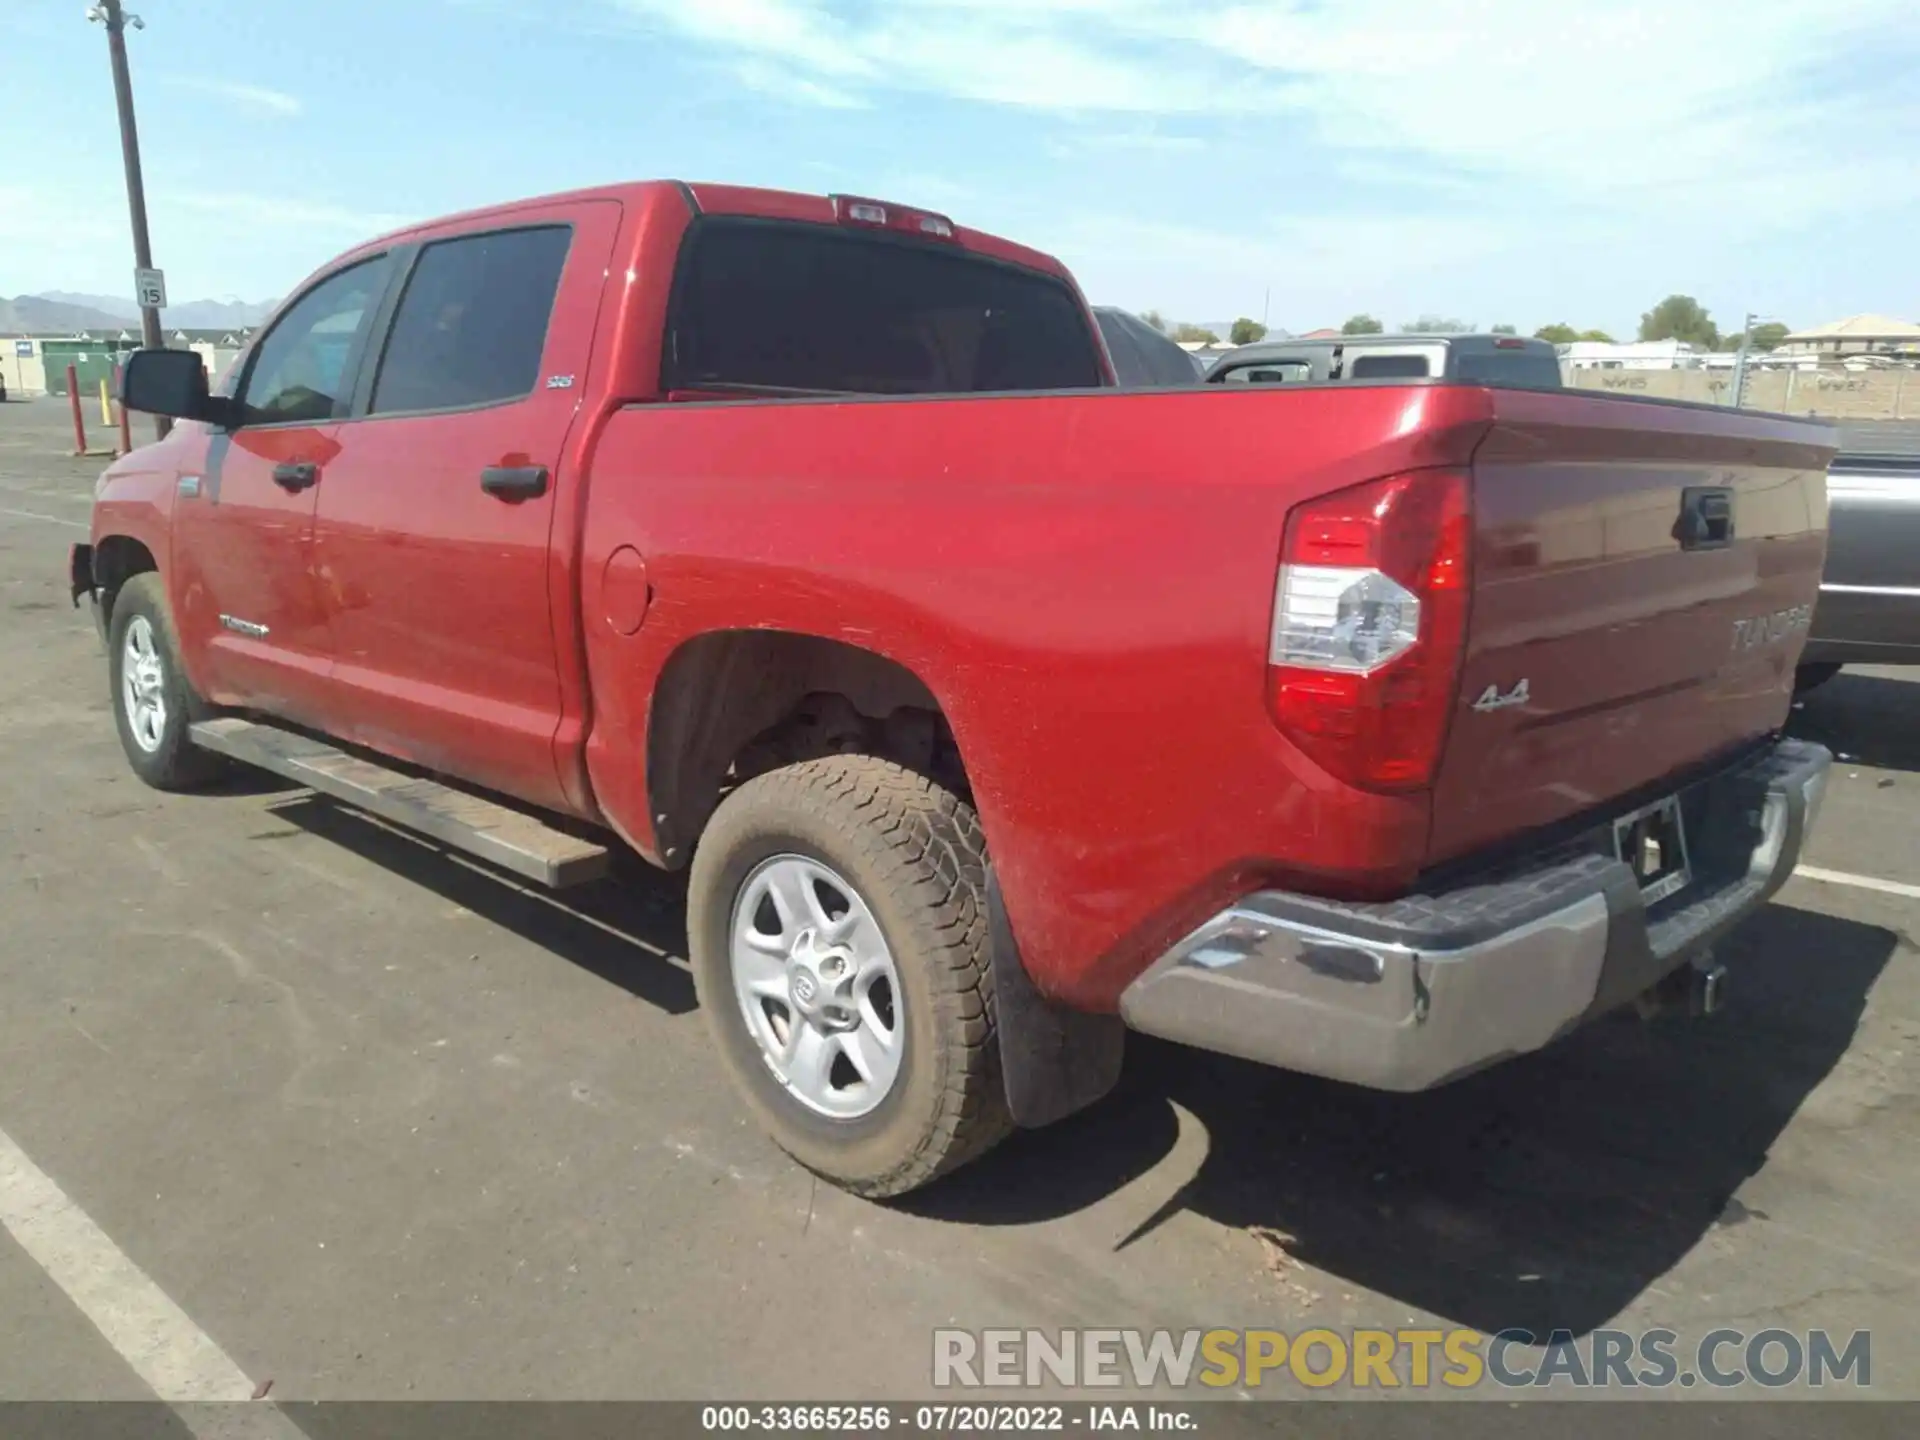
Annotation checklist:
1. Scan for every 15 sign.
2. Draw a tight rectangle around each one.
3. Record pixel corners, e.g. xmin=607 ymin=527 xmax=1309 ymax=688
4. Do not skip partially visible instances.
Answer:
xmin=134 ymin=267 xmax=168 ymax=311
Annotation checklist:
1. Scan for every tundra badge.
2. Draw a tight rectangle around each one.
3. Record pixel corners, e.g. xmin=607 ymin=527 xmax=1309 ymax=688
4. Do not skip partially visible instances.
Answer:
xmin=1472 ymin=678 xmax=1530 ymax=713
xmin=1730 ymin=604 xmax=1812 ymax=653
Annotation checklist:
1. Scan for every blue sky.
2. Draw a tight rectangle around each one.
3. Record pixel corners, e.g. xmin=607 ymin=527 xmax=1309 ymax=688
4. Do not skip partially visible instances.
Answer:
xmin=4 ymin=0 xmax=1917 ymax=336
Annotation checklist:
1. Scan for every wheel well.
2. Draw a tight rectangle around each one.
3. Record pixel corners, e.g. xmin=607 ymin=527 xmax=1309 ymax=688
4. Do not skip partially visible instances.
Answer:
xmin=646 ymin=631 xmax=969 ymax=866
xmin=93 ymin=535 xmax=158 ymax=626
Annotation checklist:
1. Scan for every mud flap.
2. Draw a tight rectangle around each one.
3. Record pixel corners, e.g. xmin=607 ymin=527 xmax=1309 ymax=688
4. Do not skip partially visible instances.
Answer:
xmin=987 ymin=865 xmax=1125 ymax=1128
xmin=69 ymin=543 xmax=94 ymax=607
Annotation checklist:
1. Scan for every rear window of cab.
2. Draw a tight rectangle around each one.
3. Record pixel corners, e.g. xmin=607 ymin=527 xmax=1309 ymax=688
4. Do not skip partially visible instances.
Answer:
xmin=664 ymin=219 xmax=1104 ymax=396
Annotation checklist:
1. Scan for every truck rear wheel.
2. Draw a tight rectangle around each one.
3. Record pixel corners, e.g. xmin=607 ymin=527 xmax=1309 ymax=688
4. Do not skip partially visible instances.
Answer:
xmin=688 ymin=756 xmax=1012 ymax=1198
xmin=107 ymin=574 xmax=227 ymax=791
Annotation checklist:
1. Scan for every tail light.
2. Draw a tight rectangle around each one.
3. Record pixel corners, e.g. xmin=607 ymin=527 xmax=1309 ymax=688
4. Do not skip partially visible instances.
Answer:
xmin=830 ymin=194 xmax=957 ymax=241
xmin=1267 ymin=468 xmax=1472 ymax=791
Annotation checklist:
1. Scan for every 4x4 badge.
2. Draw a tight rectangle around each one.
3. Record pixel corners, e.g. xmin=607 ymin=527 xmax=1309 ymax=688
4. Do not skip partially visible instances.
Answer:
xmin=1472 ymin=678 xmax=1530 ymax=713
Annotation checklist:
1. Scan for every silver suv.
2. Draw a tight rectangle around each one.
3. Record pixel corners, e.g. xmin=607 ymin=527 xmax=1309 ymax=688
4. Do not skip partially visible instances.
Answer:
xmin=1206 ymin=333 xmax=1564 ymax=389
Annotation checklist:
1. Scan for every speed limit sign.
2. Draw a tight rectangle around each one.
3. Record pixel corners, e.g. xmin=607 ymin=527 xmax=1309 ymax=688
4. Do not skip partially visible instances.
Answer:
xmin=134 ymin=267 xmax=168 ymax=310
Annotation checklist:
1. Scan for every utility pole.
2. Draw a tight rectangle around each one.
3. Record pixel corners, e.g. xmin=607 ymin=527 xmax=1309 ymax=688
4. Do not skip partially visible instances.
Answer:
xmin=88 ymin=0 xmax=169 ymax=439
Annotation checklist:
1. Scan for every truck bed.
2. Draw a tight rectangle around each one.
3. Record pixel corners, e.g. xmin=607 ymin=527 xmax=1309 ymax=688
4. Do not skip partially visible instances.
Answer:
xmin=581 ymin=381 xmax=1835 ymax=1007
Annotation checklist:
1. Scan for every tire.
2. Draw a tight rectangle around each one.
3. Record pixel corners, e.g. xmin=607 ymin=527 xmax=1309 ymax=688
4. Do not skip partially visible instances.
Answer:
xmin=107 ymin=573 xmax=228 ymax=790
xmin=1794 ymin=662 xmax=1842 ymax=695
xmin=688 ymin=756 xmax=1013 ymax=1198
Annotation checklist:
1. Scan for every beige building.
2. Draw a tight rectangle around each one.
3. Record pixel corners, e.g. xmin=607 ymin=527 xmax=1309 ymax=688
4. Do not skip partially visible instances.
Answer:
xmin=1778 ymin=314 xmax=1920 ymax=357
xmin=1 ymin=331 xmax=249 ymax=398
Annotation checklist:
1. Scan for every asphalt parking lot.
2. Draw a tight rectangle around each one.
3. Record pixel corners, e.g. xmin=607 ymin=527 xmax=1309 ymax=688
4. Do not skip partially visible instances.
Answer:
xmin=1 ymin=395 xmax=1916 ymax=1417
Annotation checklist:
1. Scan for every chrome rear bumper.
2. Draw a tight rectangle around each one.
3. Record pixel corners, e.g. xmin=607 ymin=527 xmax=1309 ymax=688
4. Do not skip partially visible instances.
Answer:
xmin=1118 ymin=738 xmax=1831 ymax=1090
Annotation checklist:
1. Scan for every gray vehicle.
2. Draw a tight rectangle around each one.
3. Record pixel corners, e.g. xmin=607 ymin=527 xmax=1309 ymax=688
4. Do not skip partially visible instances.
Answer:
xmin=1798 ymin=447 xmax=1920 ymax=689
xmin=1091 ymin=306 xmax=1207 ymax=386
xmin=1206 ymin=332 xmax=1563 ymax=389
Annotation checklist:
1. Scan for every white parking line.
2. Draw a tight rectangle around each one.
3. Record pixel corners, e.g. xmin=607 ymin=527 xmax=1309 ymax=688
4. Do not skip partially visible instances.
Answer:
xmin=1794 ymin=865 xmax=1920 ymax=902
xmin=0 ymin=1124 xmax=255 ymax=1400
xmin=0 ymin=505 xmax=86 ymax=529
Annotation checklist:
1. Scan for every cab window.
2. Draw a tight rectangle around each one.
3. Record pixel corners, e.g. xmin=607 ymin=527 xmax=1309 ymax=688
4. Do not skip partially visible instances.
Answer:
xmin=665 ymin=218 xmax=1102 ymax=394
xmin=1347 ymin=353 xmax=1431 ymax=379
xmin=1219 ymin=360 xmax=1313 ymax=384
xmin=238 ymin=256 xmax=391 ymax=424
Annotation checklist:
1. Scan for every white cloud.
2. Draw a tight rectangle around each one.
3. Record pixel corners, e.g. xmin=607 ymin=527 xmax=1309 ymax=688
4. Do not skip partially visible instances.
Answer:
xmin=603 ymin=0 xmax=1919 ymax=210
xmin=732 ymin=59 xmax=869 ymax=109
xmin=615 ymin=0 xmax=875 ymax=80
xmin=163 ymin=191 xmax=415 ymax=235
xmin=1046 ymin=130 xmax=1206 ymax=159
xmin=1043 ymin=209 xmax=1515 ymax=322
xmin=0 ymin=187 xmax=120 ymax=248
xmin=161 ymin=76 xmax=302 ymax=117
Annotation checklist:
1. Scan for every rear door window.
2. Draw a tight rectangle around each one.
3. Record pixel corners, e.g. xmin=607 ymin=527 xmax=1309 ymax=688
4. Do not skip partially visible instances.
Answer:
xmin=665 ymin=219 xmax=1103 ymax=395
xmin=1348 ymin=353 xmax=1432 ymax=379
xmin=371 ymin=226 xmax=572 ymax=415
xmin=1218 ymin=360 xmax=1314 ymax=384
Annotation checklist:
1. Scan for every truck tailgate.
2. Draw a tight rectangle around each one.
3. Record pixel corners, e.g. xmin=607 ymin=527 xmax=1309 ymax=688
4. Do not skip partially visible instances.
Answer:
xmin=1428 ymin=392 xmax=1835 ymax=864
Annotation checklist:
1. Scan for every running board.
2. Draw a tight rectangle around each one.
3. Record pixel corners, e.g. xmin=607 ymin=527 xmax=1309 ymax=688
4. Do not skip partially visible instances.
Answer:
xmin=188 ymin=717 xmax=611 ymax=888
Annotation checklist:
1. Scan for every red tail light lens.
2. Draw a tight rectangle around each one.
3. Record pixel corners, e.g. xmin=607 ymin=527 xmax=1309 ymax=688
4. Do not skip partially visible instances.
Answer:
xmin=1267 ymin=469 xmax=1472 ymax=791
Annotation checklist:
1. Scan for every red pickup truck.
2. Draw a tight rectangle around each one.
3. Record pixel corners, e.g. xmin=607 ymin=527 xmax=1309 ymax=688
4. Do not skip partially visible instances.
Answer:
xmin=75 ymin=180 xmax=1836 ymax=1198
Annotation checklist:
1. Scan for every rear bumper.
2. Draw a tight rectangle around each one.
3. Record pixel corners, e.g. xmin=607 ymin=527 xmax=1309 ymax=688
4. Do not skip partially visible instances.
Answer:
xmin=1118 ymin=737 xmax=1831 ymax=1090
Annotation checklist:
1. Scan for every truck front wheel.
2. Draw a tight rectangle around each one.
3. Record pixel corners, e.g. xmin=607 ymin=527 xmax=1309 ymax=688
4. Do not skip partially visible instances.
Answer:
xmin=107 ymin=574 xmax=227 ymax=791
xmin=688 ymin=756 xmax=1012 ymax=1198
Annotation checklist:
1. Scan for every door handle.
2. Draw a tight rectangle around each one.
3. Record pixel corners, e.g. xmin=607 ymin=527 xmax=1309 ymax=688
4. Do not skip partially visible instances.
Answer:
xmin=1675 ymin=485 xmax=1735 ymax=550
xmin=480 ymin=465 xmax=549 ymax=501
xmin=271 ymin=462 xmax=319 ymax=492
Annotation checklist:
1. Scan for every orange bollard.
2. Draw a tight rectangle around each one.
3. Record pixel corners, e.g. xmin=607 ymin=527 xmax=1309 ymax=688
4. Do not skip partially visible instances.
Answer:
xmin=68 ymin=364 xmax=88 ymax=455
xmin=115 ymin=363 xmax=133 ymax=454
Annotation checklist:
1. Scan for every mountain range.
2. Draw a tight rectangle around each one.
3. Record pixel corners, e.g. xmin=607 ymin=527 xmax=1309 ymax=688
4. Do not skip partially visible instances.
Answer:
xmin=1 ymin=291 xmax=279 ymax=334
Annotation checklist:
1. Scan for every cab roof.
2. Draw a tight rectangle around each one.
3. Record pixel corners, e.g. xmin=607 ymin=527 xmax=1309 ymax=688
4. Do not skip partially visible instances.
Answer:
xmin=355 ymin=179 xmax=1075 ymax=284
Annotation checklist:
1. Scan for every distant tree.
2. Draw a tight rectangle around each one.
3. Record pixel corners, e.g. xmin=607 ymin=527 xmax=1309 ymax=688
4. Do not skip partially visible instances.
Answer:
xmin=1229 ymin=317 xmax=1268 ymax=345
xmin=1173 ymin=323 xmax=1220 ymax=344
xmin=1141 ymin=309 xmax=1167 ymax=333
xmin=1490 ymin=323 xmax=1518 ymax=335
xmin=1341 ymin=313 xmax=1384 ymax=335
xmin=1639 ymin=294 xmax=1719 ymax=350
xmin=1402 ymin=314 xmax=1473 ymax=333
xmin=1537 ymin=323 xmax=1618 ymax=345
xmin=1741 ymin=321 xmax=1791 ymax=353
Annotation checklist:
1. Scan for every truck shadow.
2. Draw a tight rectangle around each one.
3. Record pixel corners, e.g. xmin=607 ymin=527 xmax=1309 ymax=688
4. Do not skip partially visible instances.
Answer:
xmin=256 ymin=787 xmax=1892 ymax=1338
xmin=911 ymin=902 xmax=1896 ymax=1338
xmin=1788 ymin=667 xmax=1920 ymax=773
xmin=265 ymin=794 xmax=698 ymax=1015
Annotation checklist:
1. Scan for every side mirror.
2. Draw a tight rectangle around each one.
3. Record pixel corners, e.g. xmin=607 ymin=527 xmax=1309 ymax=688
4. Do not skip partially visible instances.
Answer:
xmin=120 ymin=348 xmax=237 ymax=426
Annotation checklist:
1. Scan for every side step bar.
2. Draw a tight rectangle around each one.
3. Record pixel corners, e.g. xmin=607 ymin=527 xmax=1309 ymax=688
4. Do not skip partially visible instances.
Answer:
xmin=189 ymin=717 xmax=611 ymax=888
